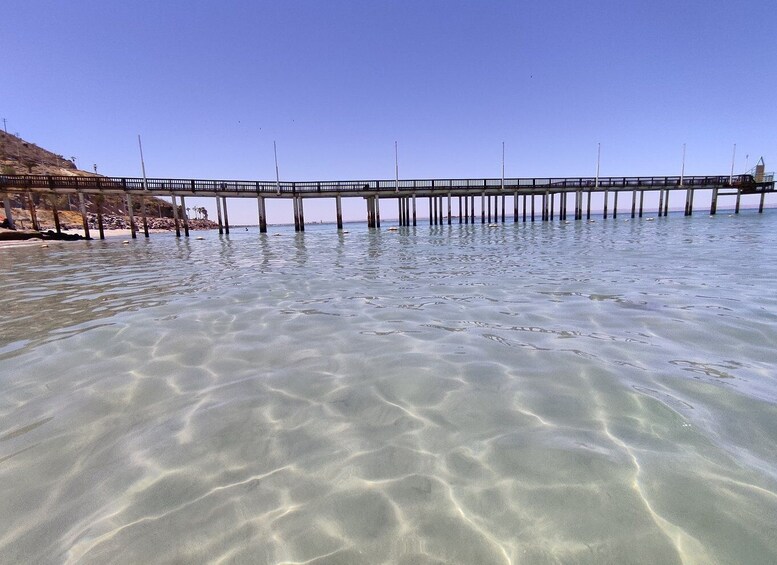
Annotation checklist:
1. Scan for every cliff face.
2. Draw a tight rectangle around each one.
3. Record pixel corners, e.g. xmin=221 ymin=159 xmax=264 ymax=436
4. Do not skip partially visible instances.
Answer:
xmin=0 ymin=130 xmax=84 ymax=176
xmin=0 ymin=131 xmax=211 ymax=231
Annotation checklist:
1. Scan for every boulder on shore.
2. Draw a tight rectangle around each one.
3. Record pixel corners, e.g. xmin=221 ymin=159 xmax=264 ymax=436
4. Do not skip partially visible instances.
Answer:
xmin=0 ymin=228 xmax=84 ymax=242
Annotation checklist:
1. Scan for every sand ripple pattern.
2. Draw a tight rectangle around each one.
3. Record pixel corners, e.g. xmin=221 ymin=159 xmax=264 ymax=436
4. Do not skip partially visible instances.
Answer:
xmin=2 ymin=215 xmax=777 ymax=564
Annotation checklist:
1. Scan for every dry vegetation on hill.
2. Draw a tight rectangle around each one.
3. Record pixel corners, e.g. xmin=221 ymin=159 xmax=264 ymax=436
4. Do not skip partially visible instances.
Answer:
xmin=1 ymin=130 xmax=216 ymax=233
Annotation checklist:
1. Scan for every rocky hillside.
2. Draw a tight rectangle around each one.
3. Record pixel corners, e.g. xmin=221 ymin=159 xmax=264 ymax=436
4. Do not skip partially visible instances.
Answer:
xmin=1 ymin=130 xmax=215 ymax=232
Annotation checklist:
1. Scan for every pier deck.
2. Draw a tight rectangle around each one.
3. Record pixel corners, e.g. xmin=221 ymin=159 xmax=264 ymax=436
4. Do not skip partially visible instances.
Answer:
xmin=2 ymin=173 xmax=774 ymax=238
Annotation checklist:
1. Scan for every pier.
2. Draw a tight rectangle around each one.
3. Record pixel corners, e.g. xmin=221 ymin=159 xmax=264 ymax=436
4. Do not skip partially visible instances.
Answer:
xmin=2 ymin=172 xmax=774 ymax=238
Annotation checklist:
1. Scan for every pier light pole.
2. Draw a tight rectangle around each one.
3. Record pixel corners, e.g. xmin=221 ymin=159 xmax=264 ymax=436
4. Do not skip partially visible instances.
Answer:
xmin=595 ymin=143 xmax=601 ymax=188
xmin=137 ymin=135 xmax=149 ymax=191
xmin=395 ymin=141 xmax=399 ymax=192
xmin=501 ymin=141 xmax=505 ymax=191
xmin=680 ymin=143 xmax=686 ymax=187
xmin=274 ymin=141 xmax=281 ymax=195
xmin=730 ymin=143 xmax=737 ymax=183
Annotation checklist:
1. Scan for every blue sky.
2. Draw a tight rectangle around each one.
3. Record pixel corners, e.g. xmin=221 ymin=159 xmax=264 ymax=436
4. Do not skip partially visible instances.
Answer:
xmin=3 ymin=0 xmax=776 ymax=223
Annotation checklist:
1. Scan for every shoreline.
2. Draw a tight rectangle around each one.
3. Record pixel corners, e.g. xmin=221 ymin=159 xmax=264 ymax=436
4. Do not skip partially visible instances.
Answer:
xmin=0 ymin=227 xmax=187 ymax=248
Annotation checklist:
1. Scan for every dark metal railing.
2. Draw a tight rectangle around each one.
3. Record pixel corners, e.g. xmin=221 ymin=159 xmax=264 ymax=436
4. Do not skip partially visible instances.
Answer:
xmin=1 ymin=173 xmax=771 ymax=196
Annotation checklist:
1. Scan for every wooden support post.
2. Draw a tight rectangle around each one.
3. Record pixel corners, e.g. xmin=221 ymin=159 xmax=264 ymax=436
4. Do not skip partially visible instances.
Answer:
xmin=27 ymin=192 xmax=40 ymax=231
xmin=222 ymin=197 xmax=230 ymax=233
xmin=127 ymin=194 xmax=137 ymax=238
xmin=398 ymin=198 xmax=404 ymax=226
xmin=542 ymin=192 xmax=548 ymax=222
xmin=2 ymin=195 xmax=14 ymax=229
xmin=171 ymin=195 xmax=181 ymax=237
xmin=631 ymin=190 xmax=637 ymax=218
xmin=639 ymin=191 xmax=644 ymax=218
xmin=663 ymin=189 xmax=670 ymax=216
xmin=49 ymin=196 xmax=61 ymax=234
xmin=487 ymin=193 xmax=492 ymax=222
xmin=547 ymin=192 xmax=556 ymax=221
xmin=603 ymin=190 xmax=609 ymax=219
xmin=523 ymin=194 xmax=527 ymax=222
xmin=658 ymin=190 xmax=664 ymax=217
xmin=459 ymin=196 xmax=463 ymax=224
xmin=470 ymin=195 xmax=475 ymax=223
xmin=514 ymin=191 xmax=519 ymax=222
xmin=710 ymin=188 xmax=718 ymax=215
xmin=501 ymin=194 xmax=506 ymax=223
xmin=256 ymin=196 xmax=265 ymax=233
xmin=412 ymin=194 xmax=417 ymax=226
xmin=575 ymin=191 xmax=581 ymax=220
xmin=447 ymin=193 xmax=452 ymax=225
xmin=96 ymin=197 xmax=105 ymax=240
xmin=126 ymin=194 xmax=137 ymax=238
xmin=613 ymin=191 xmax=619 ymax=219
xmin=78 ymin=193 xmax=91 ymax=240
xmin=464 ymin=194 xmax=469 ymax=224
xmin=531 ymin=194 xmax=536 ymax=222
xmin=586 ymin=190 xmax=592 ymax=220
xmin=140 ymin=197 xmax=149 ymax=237
xmin=180 ymin=195 xmax=190 ymax=237
xmin=294 ymin=197 xmax=301 ymax=231
xmin=335 ymin=195 xmax=343 ymax=230
xmin=735 ymin=189 xmax=742 ymax=214
xmin=688 ymin=189 xmax=695 ymax=216
xmin=374 ymin=196 xmax=379 ymax=228
xmin=216 ymin=196 xmax=223 ymax=234
xmin=684 ymin=188 xmax=692 ymax=216
xmin=428 ymin=196 xmax=433 ymax=225
xmin=299 ymin=197 xmax=305 ymax=231
xmin=481 ymin=192 xmax=486 ymax=224
xmin=759 ymin=191 xmax=766 ymax=213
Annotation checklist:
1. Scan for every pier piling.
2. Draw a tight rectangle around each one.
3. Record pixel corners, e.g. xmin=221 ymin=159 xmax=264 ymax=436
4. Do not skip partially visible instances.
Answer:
xmin=222 ymin=197 xmax=230 ymax=234
xmin=180 ymin=195 xmax=190 ymax=236
xmin=96 ymin=196 xmax=105 ymax=239
xmin=171 ymin=195 xmax=181 ymax=237
xmin=216 ymin=197 xmax=223 ymax=234
xmin=126 ymin=194 xmax=137 ymax=238
xmin=2 ymin=195 xmax=14 ymax=229
xmin=141 ymin=197 xmax=149 ymax=237
xmin=49 ymin=196 xmax=61 ymax=234
xmin=78 ymin=193 xmax=91 ymax=240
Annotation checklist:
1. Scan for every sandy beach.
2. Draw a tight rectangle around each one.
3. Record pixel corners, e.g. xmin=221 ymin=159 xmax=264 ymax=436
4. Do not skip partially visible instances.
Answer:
xmin=0 ymin=228 xmax=164 ymax=248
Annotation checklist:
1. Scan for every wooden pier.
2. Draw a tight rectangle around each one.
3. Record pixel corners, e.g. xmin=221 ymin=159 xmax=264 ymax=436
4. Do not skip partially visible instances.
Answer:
xmin=1 ymin=172 xmax=774 ymax=238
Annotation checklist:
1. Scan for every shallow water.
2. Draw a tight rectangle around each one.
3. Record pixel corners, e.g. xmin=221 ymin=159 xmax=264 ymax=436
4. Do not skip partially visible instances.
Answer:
xmin=1 ymin=211 xmax=776 ymax=564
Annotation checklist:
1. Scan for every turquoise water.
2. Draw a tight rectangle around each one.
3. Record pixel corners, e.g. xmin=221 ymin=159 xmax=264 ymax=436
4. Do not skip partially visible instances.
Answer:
xmin=1 ymin=211 xmax=777 ymax=564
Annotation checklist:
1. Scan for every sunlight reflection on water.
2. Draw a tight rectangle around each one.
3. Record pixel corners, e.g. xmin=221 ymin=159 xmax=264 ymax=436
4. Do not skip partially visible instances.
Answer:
xmin=1 ymin=212 xmax=777 ymax=564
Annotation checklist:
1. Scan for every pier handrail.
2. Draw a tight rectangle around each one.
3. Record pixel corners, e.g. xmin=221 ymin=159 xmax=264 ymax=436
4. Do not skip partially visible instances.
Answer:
xmin=0 ymin=173 xmax=772 ymax=195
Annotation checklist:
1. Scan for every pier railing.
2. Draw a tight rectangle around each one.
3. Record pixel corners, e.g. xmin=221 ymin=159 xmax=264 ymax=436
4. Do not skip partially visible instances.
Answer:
xmin=1 ymin=173 xmax=773 ymax=195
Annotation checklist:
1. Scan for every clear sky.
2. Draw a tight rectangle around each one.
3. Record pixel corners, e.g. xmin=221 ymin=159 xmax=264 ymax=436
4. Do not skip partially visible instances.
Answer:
xmin=3 ymin=0 xmax=776 ymax=224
